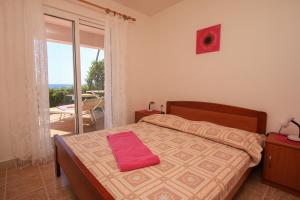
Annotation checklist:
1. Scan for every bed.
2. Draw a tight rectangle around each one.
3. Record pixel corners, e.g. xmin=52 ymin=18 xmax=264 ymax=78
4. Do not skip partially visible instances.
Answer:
xmin=54 ymin=101 xmax=267 ymax=200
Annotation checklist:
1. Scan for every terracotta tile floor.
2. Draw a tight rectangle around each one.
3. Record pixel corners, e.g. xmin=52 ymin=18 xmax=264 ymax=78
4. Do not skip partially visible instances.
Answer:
xmin=0 ymin=161 xmax=77 ymax=200
xmin=0 ymin=161 xmax=299 ymax=200
xmin=234 ymin=167 xmax=300 ymax=200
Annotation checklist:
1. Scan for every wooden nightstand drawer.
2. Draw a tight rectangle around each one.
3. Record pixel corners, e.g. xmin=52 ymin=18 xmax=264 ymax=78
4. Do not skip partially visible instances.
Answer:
xmin=263 ymin=133 xmax=300 ymax=192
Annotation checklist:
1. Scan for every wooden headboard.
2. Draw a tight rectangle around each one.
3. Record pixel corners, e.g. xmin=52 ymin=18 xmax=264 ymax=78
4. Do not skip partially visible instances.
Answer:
xmin=166 ymin=101 xmax=267 ymax=134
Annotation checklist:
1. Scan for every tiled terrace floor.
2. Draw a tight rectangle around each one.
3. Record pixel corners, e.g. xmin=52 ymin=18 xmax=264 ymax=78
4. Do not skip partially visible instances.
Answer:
xmin=50 ymin=111 xmax=104 ymax=136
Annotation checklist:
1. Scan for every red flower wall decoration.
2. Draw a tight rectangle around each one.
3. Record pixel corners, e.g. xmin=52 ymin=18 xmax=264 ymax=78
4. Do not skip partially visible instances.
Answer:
xmin=196 ymin=24 xmax=221 ymax=54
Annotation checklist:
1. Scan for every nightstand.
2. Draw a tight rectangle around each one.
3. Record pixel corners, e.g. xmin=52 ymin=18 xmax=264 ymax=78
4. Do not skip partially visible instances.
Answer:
xmin=263 ymin=133 xmax=300 ymax=193
xmin=135 ymin=110 xmax=161 ymax=123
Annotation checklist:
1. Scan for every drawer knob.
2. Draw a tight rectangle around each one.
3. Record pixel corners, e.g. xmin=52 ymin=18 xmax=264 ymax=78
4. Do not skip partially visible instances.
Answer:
xmin=268 ymin=155 xmax=272 ymax=168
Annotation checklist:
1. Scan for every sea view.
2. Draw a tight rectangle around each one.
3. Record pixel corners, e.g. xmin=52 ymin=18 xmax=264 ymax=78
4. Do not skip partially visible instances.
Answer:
xmin=48 ymin=84 xmax=73 ymax=89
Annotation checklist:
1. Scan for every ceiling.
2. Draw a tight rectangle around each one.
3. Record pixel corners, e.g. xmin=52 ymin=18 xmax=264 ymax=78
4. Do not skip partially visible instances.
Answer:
xmin=111 ymin=0 xmax=183 ymax=16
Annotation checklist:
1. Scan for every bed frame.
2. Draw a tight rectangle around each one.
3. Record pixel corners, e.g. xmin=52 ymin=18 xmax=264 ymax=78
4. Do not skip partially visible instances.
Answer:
xmin=54 ymin=101 xmax=267 ymax=200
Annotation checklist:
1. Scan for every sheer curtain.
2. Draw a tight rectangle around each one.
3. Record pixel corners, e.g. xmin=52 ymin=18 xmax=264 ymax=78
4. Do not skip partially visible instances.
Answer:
xmin=104 ymin=15 xmax=129 ymax=128
xmin=0 ymin=0 xmax=52 ymax=166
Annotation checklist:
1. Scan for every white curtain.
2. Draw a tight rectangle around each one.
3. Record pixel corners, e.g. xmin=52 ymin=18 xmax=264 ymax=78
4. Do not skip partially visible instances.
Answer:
xmin=0 ymin=0 xmax=53 ymax=166
xmin=104 ymin=15 xmax=129 ymax=128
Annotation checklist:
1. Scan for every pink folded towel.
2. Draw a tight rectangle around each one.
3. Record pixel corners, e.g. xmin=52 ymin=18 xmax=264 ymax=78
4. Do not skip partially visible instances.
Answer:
xmin=107 ymin=131 xmax=160 ymax=172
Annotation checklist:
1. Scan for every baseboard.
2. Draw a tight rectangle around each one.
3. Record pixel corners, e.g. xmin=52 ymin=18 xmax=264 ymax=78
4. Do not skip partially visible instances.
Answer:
xmin=0 ymin=159 xmax=16 ymax=169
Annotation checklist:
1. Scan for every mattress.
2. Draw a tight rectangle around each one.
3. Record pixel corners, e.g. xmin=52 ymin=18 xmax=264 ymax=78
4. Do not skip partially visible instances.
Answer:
xmin=63 ymin=119 xmax=256 ymax=200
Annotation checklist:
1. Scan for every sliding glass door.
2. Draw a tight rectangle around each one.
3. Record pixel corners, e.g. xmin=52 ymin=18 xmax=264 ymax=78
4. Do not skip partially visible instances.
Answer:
xmin=45 ymin=15 xmax=77 ymax=136
xmin=79 ymin=24 xmax=105 ymax=133
xmin=44 ymin=12 xmax=105 ymax=135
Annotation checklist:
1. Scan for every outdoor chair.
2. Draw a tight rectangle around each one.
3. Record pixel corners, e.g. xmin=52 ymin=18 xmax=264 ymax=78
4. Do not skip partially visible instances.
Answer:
xmin=50 ymin=96 xmax=104 ymax=124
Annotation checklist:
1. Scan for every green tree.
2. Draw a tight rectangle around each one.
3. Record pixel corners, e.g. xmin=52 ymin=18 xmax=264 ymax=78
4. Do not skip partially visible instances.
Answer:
xmin=86 ymin=60 xmax=104 ymax=90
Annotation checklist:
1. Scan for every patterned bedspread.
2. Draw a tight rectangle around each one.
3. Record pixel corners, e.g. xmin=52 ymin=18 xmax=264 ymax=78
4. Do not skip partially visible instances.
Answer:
xmin=63 ymin=115 xmax=263 ymax=200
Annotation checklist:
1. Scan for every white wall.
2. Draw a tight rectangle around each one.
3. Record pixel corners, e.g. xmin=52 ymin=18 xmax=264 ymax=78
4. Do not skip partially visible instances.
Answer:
xmin=0 ymin=68 xmax=12 ymax=162
xmin=146 ymin=0 xmax=300 ymax=134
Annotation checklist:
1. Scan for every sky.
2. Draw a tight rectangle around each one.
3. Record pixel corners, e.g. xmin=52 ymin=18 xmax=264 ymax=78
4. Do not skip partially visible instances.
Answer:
xmin=47 ymin=41 xmax=104 ymax=85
